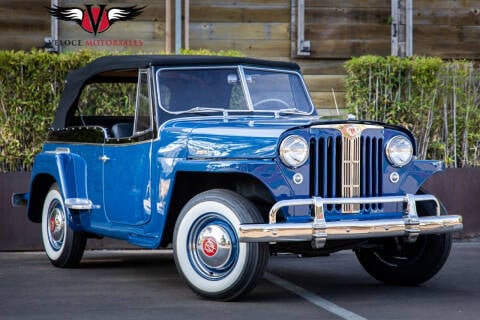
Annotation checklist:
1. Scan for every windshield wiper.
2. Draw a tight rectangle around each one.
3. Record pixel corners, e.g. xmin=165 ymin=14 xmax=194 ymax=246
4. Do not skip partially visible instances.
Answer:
xmin=175 ymin=107 xmax=229 ymax=116
xmin=274 ymin=108 xmax=311 ymax=117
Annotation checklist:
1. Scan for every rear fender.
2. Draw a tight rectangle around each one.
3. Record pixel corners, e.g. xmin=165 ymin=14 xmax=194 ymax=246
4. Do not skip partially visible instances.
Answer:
xmin=27 ymin=151 xmax=88 ymax=229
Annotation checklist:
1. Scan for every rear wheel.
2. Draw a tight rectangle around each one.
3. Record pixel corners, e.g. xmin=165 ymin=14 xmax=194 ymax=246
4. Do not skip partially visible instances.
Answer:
xmin=173 ymin=189 xmax=269 ymax=301
xmin=355 ymin=191 xmax=452 ymax=285
xmin=41 ymin=183 xmax=86 ymax=267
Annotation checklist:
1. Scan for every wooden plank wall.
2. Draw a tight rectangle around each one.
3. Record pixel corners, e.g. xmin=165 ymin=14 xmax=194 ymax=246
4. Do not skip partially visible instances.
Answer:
xmin=55 ymin=1 xmax=292 ymax=56
xmin=413 ymin=0 xmax=480 ymax=59
xmin=189 ymin=1 xmax=291 ymax=57
xmin=303 ymin=0 xmax=390 ymax=59
xmin=302 ymin=0 xmax=480 ymax=60
xmin=0 ymin=0 xmax=51 ymax=50
xmin=2 ymin=1 xmax=480 ymax=112
xmin=300 ymin=0 xmax=390 ymax=114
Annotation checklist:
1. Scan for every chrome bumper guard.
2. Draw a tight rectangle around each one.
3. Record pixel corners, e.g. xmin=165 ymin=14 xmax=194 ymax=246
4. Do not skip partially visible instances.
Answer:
xmin=238 ymin=194 xmax=463 ymax=249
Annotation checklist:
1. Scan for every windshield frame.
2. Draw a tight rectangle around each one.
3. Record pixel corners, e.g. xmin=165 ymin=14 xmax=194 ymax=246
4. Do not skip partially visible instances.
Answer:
xmin=154 ymin=65 xmax=315 ymax=115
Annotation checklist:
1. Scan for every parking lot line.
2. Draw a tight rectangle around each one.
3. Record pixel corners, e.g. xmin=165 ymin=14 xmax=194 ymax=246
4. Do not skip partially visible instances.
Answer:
xmin=265 ymin=272 xmax=368 ymax=320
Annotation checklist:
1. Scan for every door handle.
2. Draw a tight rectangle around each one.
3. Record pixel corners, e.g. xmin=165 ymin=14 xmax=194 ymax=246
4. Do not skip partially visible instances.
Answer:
xmin=99 ymin=155 xmax=110 ymax=162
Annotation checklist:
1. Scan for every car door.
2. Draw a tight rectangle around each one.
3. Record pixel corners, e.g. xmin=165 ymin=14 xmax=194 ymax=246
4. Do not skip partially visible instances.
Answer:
xmin=102 ymin=69 xmax=154 ymax=226
xmin=71 ymin=83 xmax=113 ymax=225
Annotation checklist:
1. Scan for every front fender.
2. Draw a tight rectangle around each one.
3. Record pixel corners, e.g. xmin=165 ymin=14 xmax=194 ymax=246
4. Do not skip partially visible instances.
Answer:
xmin=27 ymin=151 xmax=88 ymax=226
xmin=400 ymin=160 xmax=445 ymax=194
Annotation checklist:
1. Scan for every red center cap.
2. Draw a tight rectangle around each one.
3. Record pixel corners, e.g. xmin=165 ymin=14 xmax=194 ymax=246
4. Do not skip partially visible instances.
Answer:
xmin=202 ymin=237 xmax=218 ymax=257
xmin=49 ymin=216 xmax=56 ymax=233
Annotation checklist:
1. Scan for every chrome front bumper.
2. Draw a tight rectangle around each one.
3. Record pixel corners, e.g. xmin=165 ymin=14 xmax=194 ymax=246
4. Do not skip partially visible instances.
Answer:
xmin=238 ymin=194 xmax=463 ymax=248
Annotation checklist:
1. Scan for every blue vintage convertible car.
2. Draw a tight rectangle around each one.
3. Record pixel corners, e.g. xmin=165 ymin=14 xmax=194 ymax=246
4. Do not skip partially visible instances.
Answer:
xmin=14 ymin=55 xmax=462 ymax=300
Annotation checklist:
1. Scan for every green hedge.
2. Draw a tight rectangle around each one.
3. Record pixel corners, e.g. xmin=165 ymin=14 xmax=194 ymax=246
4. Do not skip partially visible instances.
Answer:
xmin=345 ymin=56 xmax=480 ymax=168
xmin=0 ymin=50 xmax=99 ymax=172
xmin=0 ymin=49 xmax=241 ymax=172
xmin=3 ymin=51 xmax=478 ymax=171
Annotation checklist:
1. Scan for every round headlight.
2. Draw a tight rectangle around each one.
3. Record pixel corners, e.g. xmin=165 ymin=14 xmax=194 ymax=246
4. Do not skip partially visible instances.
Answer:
xmin=279 ymin=135 xmax=309 ymax=168
xmin=386 ymin=135 xmax=413 ymax=167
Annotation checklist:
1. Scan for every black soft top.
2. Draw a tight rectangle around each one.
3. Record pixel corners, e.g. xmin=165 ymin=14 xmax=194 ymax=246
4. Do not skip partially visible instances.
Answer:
xmin=52 ymin=55 xmax=301 ymax=129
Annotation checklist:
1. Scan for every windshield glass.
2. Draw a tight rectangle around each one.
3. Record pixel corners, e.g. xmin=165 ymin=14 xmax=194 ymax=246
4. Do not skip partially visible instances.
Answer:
xmin=157 ymin=68 xmax=248 ymax=112
xmin=156 ymin=66 xmax=313 ymax=114
xmin=244 ymin=68 xmax=312 ymax=113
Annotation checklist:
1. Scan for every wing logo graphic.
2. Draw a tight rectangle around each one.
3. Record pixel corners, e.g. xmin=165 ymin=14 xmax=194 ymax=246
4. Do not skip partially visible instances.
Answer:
xmin=48 ymin=5 xmax=145 ymax=35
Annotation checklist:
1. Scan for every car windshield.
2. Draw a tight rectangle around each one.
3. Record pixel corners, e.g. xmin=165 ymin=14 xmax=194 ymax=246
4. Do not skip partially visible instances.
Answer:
xmin=155 ymin=66 xmax=314 ymax=114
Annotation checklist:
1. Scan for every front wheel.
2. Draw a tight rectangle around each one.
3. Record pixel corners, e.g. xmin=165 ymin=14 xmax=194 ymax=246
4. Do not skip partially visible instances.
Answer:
xmin=173 ymin=189 xmax=269 ymax=301
xmin=355 ymin=194 xmax=452 ymax=285
xmin=41 ymin=183 xmax=87 ymax=268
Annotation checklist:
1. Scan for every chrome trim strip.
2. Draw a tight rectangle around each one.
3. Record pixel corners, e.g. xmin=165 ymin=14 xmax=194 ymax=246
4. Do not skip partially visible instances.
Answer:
xmin=310 ymin=124 xmax=384 ymax=130
xmin=45 ymin=147 xmax=71 ymax=154
xmin=65 ymin=198 xmax=93 ymax=210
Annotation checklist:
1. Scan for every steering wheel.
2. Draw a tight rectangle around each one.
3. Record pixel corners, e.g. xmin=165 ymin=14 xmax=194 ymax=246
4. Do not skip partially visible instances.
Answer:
xmin=253 ymin=98 xmax=290 ymax=109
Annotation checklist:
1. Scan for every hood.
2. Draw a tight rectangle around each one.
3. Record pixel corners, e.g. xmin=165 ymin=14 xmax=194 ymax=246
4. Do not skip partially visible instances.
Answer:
xmin=160 ymin=116 xmax=319 ymax=159
xmin=158 ymin=115 xmax=413 ymax=160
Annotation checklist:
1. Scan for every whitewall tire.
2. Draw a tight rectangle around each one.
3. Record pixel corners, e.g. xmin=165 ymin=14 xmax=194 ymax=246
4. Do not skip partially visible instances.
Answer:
xmin=173 ymin=189 xmax=268 ymax=301
xmin=41 ymin=183 xmax=86 ymax=267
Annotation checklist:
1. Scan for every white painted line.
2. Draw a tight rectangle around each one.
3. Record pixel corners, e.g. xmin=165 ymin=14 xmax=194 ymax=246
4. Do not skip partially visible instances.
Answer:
xmin=265 ymin=272 xmax=368 ymax=320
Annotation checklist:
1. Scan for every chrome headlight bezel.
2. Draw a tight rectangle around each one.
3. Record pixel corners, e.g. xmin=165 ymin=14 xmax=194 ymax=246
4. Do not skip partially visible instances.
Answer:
xmin=386 ymin=135 xmax=413 ymax=167
xmin=279 ymin=135 xmax=309 ymax=168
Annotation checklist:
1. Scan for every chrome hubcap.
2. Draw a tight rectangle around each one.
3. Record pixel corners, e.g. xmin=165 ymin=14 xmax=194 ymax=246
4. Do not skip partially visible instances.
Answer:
xmin=47 ymin=202 xmax=65 ymax=251
xmin=188 ymin=214 xmax=238 ymax=280
xmin=196 ymin=224 xmax=232 ymax=269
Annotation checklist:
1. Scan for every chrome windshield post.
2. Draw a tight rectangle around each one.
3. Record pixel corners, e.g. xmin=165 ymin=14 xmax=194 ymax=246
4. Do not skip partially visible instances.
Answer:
xmin=238 ymin=66 xmax=254 ymax=110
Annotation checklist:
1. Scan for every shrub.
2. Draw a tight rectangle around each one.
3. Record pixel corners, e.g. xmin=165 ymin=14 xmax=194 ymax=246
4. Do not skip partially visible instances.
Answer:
xmin=345 ymin=56 xmax=480 ymax=168
xmin=0 ymin=49 xmax=242 ymax=172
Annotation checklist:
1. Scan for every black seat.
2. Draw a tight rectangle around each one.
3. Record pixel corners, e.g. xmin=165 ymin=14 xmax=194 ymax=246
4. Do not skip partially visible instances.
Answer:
xmin=111 ymin=123 xmax=133 ymax=138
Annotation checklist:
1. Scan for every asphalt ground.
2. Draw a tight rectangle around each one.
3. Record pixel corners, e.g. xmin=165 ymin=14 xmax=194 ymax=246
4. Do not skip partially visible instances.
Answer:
xmin=0 ymin=241 xmax=479 ymax=320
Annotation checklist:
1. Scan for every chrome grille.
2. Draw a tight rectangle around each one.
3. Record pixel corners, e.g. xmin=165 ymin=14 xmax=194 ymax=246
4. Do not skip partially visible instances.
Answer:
xmin=342 ymin=132 xmax=361 ymax=213
xmin=309 ymin=124 xmax=384 ymax=215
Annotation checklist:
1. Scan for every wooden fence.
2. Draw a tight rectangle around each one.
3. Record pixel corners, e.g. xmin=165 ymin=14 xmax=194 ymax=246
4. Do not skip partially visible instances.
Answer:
xmin=2 ymin=0 xmax=480 ymax=114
